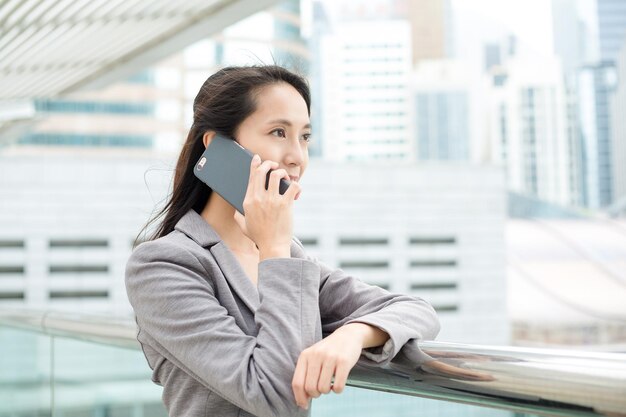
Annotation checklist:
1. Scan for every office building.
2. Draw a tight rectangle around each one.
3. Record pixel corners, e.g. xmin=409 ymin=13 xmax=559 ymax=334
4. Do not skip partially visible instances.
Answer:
xmin=487 ymin=55 xmax=577 ymax=207
xmin=308 ymin=1 xmax=332 ymax=159
xmin=316 ymin=18 xmax=413 ymax=161
xmin=597 ymin=0 xmax=626 ymax=62
xmin=406 ymin=0 xmax=452 ymax=65
xmin=16 ymin=65 xmax=185 ymax=153
xmin=0 ymin=148 xmax=509 ymax=343
xmin=410 ymin=60 xmax=471 ymax=161
xmin=577 ymin=62 xmax=618 ymax=208
xmin=611 ymin=39 xmax=626 ymax=208
xmin=551 ymin=0 xmax=594 ymax=76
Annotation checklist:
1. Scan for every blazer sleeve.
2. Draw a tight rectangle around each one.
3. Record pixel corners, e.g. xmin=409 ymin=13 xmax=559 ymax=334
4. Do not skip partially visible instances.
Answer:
xmin=125 ymin=240 xmax=319 ymax=417
xmin=292 ymin=238 xmax=441 ymax=367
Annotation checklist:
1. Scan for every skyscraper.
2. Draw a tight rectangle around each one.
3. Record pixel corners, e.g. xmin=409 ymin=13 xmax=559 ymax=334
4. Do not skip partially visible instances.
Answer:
xmin=610 ymin=38 xmax=626 ymax=208
xmin=577 ymin=62 xmax=618 ymax=208
xmin=322 ymin=0 xmax=451 ymax=66
xmin=487 ymin=55 xmax=576 ymax=207
xmin=550 ymin=0 xmax=624 ymax=208
xmin=406 ymin=0 xmax=453 ymax=65
xmin=15 ymin=66 xmax=184 ymax=153
xmin=273 ymin=0 xmax=308 ymax=71
xmin=597 ymin=0 xmax=626 ymax=62
xmin=410 ymin=60 xmax=470 ymax=161
xmin=316 ymin=17 xmax=413 ymax=161
xmin=551 ymin=0 xmax=593 ymax=76
xmin=308 ymin=1 xmax=332 ymax=159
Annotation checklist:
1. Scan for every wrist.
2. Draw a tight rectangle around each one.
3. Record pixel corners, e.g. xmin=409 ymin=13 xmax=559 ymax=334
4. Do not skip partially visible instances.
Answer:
xmin=259 ymin=245 xmax=290 ymax=260
xmin=339 ymin=322 xmax=389 ymax=349
xmin=336 ymin=322 xmax=370 ymax=344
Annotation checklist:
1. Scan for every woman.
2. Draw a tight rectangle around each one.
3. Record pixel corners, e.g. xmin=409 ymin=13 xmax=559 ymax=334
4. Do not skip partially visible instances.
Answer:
xmin=125 ymin=65 xmax=441 ymax=417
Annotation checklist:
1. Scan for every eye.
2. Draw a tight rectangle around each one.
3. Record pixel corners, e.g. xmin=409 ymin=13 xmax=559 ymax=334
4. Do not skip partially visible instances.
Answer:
xmin=302 ymin=133 xmax=311 ymax=142
xmin=270 ymin=128 xmax=286 ymax=138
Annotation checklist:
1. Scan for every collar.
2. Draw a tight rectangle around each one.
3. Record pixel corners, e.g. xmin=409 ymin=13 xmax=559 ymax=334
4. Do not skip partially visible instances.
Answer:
xmin=174 ymin=208 xmax=222 ymax=248
xmin=175 ymin=208 xmax=259 ymax=314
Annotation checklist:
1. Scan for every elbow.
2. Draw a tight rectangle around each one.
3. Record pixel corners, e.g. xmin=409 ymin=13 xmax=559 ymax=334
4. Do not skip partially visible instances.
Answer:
xmin=234 ymin=358 xmax=308 ymax=417
xmin=427 ymin=302 xmax=441 ymax=340
xmin=247 ymin=387 xmax=307 ymax=417
xmin=415 ymin=296 xmax=442 ymax=341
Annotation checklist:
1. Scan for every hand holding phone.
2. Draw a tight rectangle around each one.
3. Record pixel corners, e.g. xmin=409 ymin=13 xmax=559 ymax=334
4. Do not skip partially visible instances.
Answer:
xmin=194 ymin=133 xmax=292 ymax=215
xmin=193 ymin=134 xmax=301 ymax=255
xmin=236 ymin=155 xmax=301 ymax=255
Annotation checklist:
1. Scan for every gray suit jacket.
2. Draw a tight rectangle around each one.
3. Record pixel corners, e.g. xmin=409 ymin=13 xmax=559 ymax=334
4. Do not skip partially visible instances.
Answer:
xmin=125 ymin=208 xmax=440 ymax=417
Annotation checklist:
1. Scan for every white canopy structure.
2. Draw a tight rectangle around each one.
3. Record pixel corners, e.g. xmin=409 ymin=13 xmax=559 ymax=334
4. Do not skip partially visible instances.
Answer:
xmin=0 ymin=0 xmax=282 ymax=143
xmin=0 ymin=0 xmax=281 ymax=99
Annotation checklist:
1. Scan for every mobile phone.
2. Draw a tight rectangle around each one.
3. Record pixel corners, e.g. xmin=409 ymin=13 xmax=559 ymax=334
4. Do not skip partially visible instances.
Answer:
xmin=193 ymin=133 xmax=291 ymax=215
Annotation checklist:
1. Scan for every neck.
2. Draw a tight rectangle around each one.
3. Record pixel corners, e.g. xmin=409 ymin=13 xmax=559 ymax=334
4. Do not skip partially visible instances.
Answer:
xmin=200 ymin=192 xmax=258 ymax=254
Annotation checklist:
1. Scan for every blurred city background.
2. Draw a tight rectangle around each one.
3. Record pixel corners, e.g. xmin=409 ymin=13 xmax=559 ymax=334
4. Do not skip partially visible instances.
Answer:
xmin=0 ymin=0 xmax=625 ymax=416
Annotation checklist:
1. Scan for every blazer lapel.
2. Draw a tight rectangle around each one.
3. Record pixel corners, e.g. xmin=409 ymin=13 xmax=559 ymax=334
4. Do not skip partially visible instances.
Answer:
xmin=174 ymin=208 xmax=260 ymax=313
xmin=210 ymin=241 xmax=260 ymax=312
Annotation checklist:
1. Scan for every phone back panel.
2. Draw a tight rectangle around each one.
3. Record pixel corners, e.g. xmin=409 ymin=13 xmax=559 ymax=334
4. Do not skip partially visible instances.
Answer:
xmin=194 ymin=134 xmax=253 ymax=215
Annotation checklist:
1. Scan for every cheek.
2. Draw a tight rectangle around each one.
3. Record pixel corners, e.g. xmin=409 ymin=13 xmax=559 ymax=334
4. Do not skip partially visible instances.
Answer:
xmin=259 ymin=145 xmax=284 ymax=164
xmin=238 ymin=133 xmax=274 ymax=159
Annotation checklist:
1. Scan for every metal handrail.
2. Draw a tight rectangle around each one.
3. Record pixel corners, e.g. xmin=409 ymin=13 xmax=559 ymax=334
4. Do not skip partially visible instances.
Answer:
xmin=1 ymin=308 xmax=625 ymax=417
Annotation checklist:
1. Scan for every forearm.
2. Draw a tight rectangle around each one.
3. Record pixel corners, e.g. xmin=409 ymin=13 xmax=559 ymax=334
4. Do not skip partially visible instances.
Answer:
xmin=336 ymin=322 xmax=390 ymax=349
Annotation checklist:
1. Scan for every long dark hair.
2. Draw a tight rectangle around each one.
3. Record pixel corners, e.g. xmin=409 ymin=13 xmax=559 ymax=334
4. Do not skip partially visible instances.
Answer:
xmin=132 ymin=65 xmax=311 ymax=249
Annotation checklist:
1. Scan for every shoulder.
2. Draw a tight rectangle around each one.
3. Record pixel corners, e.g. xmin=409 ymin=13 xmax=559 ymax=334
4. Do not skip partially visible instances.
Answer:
xmin=124 ymin=232 xmax=215 ymax=300
xmin=125 ymin=231 xmax=209 ymax=283
xmin=128 ymin=231 xmax=195 ymax=263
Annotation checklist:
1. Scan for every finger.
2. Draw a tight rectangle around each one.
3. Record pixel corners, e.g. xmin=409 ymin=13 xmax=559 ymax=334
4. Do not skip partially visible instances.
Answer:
xmin=283 ymin=180 xmax=301 ymax=203
xmin=304 ymin=358 xmax=322 ymax=398
xmin=331 ymin=360 xmax=350 ymax=394
xmin=292 ymin=355 xmax=309 ymax=408
xmin=255 ymin=160 xmax=278 ymax=197
xmin=317 ymin=360 xmax=336 ymax=395
xmin=267 ymin=169 xmax=288 ymax=196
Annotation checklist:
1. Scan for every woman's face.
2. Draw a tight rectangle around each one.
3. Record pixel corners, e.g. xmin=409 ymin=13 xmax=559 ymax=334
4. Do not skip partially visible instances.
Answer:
xmin=234 ymin=82 xmax=311 ymax=184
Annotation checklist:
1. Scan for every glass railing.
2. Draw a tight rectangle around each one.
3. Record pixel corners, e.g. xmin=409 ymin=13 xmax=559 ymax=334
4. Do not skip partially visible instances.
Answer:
xmin=0 ymin=307 xmax=171 ymax=416
xmin=1 ymin=308 xmax=625 ymax=417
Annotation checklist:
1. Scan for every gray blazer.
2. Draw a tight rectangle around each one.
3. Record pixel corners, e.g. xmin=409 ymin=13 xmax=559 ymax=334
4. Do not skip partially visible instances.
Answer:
xmin=125 ymin=208 xmax=440 ymax=417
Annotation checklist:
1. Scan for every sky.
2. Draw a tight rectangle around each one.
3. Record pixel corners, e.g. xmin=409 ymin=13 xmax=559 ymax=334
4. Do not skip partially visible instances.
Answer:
xmin=453 ymin=0 xmax=598 ymax=59
xmin=314 ymin=0 xmax=599 ymax=63
xmin=451 ymin=0 xmax=554 ymax=57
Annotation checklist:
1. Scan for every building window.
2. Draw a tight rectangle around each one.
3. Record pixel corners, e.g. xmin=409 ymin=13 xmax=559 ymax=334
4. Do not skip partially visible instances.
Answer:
xmin=49 ymin=265 xmax=109 ymax=273
xmin=410 ymin=282 xmax=457 ymax=290
xmin=49 ymin=290 xmax=108 ymax=299
xmin=339 ymin=261 xmax=389 ymax=269
xmin=49 ymin=239 xmax=109 ymax=248
xmin=432 ymin=304 xmax=458 ymax=312
xmin=34 ymin=99 xmax=155 ymax=116
xmin=409 ymin=237 xmax=456 ymax=245
xmin=19 ymin=133 xmax=153 ymax=148
xmin=297 ymin=237 xmax=318 ymax=246
xmin=339 ymin=237 xmax=388 ymax=246
xmin=0 ymin=292 xmax=25 ymax=300
xmin=0 ymin=266 xmax=25 ymax=274
xmin=0 ymin=240 xmax=25 ymax=248
xmin=409 ymin=260 xmax=457 ymax=268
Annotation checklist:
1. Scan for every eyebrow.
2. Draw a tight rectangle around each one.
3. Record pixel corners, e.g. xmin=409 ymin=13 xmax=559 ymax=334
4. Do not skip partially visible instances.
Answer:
xmin=267 ymin=119 xmax=311 ymax=129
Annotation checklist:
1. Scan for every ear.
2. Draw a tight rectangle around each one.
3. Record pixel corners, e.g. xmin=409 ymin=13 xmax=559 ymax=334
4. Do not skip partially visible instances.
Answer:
xmin=203 ymin=131 xmax=216 ymax=149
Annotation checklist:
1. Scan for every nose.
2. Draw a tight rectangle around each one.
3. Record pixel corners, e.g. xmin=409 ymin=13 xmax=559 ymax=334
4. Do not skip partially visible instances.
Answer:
xmin=284 ymin=135 xmax=306 ymax=167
